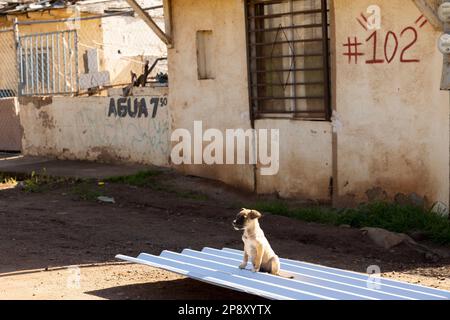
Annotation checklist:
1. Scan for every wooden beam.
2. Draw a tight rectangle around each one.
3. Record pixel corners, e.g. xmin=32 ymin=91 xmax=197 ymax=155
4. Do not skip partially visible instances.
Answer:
xmin=125 ymin=0 xmax=173 ymax=46
xmin=163 ymin=0 xmax=173 ymax=48
xmin=413 ymin=0 xmax=443 ymax=30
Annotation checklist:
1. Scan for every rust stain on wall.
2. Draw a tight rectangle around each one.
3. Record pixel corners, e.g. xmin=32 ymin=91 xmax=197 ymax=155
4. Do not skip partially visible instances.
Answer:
xmin=38 ymin=111 xmax=56 ymax=129
xmin=19 ymin=96 xmax=53 ymax=109
xmin=88 ymin=147 xmax=117 ymax=163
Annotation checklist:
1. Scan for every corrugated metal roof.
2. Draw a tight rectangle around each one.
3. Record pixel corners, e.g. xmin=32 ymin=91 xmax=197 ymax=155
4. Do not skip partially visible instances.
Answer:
xmin=116 ymin=247 xmax=450 ymax=300
xmin=0 ymin=1 xmax=66 ymax=14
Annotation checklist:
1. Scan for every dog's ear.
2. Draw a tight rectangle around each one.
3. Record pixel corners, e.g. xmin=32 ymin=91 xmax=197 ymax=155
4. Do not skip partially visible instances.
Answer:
xmin=249 ymin=210 xmax=262 ymax=220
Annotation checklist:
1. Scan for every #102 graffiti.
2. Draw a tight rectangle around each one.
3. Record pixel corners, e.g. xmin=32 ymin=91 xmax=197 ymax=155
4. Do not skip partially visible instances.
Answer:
xmin=344 ymin=11 xmax=428 ymax=65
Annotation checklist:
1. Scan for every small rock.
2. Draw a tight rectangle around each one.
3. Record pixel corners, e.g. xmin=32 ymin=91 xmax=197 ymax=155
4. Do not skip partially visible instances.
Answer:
xmin=431 ymin=201 xmax=449 ymax=218
xmin=339 ymin=224 xmax=351 ymax=228
xmin=361 ymin=227 xmax=416 ymax=250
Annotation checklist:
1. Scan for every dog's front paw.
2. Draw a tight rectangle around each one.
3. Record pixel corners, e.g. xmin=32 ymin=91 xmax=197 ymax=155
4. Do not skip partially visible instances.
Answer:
xmin=252 ymin=267 xmax=260 ymax=273
xmin=239 ymin=263 xmax=247 ymax=270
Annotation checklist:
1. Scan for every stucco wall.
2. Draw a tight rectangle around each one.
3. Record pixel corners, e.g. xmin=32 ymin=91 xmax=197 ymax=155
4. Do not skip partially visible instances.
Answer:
xmin=255 ymin=120 xmax=332 ymax=200
xmin=0 ymin=97 xmax=22 ymax=151
xmin=333 ymin=0 xmax=449 ymax=206
xmin=168 ymin=0 xmax=333 ymax=198
xmin=168 ymin=0 xmax=255 ymax=190
xmin=12 ymin=0 xmax=450 ymax=207
xmin=19 ymin=88 xmax=170 ymax=166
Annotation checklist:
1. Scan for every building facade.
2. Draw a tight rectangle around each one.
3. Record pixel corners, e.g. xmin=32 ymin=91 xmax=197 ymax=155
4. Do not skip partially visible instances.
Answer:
xmin=4 ymin=0 xmax=448 ymax=210
xmin=167 ymin=0 xmax=449 ymax=207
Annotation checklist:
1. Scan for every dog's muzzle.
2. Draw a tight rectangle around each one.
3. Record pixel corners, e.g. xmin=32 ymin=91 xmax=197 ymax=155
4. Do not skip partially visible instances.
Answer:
xmin=232 ymin=220 xmax=244 ymax=231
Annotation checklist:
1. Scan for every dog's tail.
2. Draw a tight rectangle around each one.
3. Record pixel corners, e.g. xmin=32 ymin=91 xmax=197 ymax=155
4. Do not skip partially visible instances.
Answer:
xmin=277 ymin=271 xmax=294 ymax=279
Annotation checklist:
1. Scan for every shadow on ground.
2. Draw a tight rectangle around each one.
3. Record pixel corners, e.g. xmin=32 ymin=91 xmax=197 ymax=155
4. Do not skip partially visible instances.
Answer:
xmin=1 ymin=164 xmax=450 ymax=297
xmin=86 ymin=278 xmax=260 ymax=300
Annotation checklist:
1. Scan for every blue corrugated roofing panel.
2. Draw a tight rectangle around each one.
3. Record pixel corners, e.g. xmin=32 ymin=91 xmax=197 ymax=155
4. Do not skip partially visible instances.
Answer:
xmin=116 ymin=247 xmax=450 ymax=300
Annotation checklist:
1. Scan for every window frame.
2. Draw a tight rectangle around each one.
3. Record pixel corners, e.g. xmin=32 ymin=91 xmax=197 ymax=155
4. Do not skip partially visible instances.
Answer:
xmin=245 ymin=0 xmax=331 ymax=121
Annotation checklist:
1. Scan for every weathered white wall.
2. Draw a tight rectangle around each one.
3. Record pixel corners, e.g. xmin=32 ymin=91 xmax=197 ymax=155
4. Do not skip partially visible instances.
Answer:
xmin=168 ymin=0 xmax=333 ymax=198
xmin=333 ymin=0 xmax=449 ymax=206
xmin=168 ymin=0 xmax=255 ymax=191
xmin=15 ymin=0 xmax=450 ymax=207
xmin=255 ymin=120 xmax=332 ymax=200
xmin=19 ymin=88 xmax=170 ymax=166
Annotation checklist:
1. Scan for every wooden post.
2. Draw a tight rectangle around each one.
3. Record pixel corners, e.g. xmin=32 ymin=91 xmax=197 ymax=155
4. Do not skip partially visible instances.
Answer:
xmin=163 ymin=0 xmax=173 ymax=48
xmin=13 ymin=18 xmax=21 ymax=96
xmin=125 ymin=0 xmax=172 ymax=46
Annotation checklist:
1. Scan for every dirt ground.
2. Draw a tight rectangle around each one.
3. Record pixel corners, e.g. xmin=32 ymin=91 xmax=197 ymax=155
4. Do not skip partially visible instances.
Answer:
xmin=1 ymin=167 xmax=450 ymax=300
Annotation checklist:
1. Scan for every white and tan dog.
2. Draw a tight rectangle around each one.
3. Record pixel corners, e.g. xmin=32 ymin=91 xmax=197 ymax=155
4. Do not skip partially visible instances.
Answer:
xmin=232 ymin=208 xmax=293 ymax=278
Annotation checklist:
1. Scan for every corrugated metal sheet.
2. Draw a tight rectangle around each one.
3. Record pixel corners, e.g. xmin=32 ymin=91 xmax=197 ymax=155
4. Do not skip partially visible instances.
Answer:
xmin=116 ymin=247 xmax=450 ymax=300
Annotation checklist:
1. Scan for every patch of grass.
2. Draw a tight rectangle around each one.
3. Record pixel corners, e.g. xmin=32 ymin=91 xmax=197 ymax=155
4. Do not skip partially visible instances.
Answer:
xmin=22 ymin=170 xmax=68 ymax=193
xmin=105 ymin=170 xmax=162 ymax=187
xmin=0 ymin=174 xmax=17 ymax=185
xmin=252 ymin=200 xmax=450 ymax=245
xmin=176 ymin=190 xmax=209 ymax=201
xmin=106 ymin=170 xmax=208 ymax=201
xmin=70 ymin=181 xmax=105 ymax=201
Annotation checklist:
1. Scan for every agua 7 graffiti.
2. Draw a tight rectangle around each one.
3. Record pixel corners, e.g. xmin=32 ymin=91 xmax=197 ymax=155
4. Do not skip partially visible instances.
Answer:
xmin=108 ymin=96 xmax=168 ymax=118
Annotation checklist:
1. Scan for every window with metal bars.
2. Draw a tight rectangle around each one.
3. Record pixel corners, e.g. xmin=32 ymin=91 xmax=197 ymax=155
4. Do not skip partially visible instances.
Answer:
xmin=246 ymin=0 xmax=331 ymax=120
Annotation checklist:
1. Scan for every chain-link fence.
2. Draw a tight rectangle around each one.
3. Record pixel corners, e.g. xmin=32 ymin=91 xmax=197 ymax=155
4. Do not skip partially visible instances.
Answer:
xmin=0 ymin=28 xmax=18 ymax=98
xmin=0 ymin=1 xmax=168 ymax=97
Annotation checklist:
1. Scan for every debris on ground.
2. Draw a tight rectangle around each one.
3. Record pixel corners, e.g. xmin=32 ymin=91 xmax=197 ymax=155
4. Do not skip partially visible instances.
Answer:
xmin=97 ymin=196 xmax=115 ymax=204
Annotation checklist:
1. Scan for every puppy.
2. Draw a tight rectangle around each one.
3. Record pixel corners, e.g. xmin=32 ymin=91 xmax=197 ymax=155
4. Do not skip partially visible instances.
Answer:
xmin=232 ymin=208 xmax=293 ymax=278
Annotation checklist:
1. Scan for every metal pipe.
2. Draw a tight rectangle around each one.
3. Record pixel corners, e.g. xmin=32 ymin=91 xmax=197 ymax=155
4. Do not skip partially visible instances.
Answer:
xmin=25 ymin=37 xmax=29 ymax=95
xmin=57 ymin=33 xmax=60 ymax=93
xmin=52 ymin=33 xmax=55 ymax=94
xmin=35 ymin=36 xmax=38 ymax=94
xmin=74 ymin=31 xmax=79 ymax=93
xmin=68 ymin=31 xmax=73 ymax=92
xmin=46 ymin=34 xmax=50 ymax=94
xmin=41 ymin=34 xmax=44 ymax=94
xmin=30 ymin=37 xmax=34 ymax=94
xmin=63 ymin=32 xmax=67 ymax=92
xmin=15 ymin=5 xmax=164 ymax=26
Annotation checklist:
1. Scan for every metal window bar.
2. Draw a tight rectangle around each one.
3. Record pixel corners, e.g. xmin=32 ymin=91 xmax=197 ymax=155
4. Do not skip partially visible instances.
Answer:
xmin=18 ymin=30 xmax=78 ymax=96
xmin=246 ymin=0 xmax=331 ymax=120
